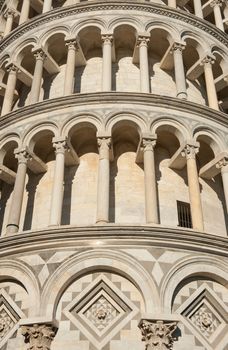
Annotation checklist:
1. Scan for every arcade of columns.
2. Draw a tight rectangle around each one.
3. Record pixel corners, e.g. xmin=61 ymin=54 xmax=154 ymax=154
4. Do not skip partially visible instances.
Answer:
xmin=0 ymin=1 xmax=227 ymax=349
xmin=1 ymin=0 xmax=228 ymax=36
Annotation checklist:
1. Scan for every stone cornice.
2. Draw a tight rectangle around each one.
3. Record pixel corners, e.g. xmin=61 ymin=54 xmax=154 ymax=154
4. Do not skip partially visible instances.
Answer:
xmin=0 ymin=92 xmax=227 ymax=130
xmin=0 ymin=225 xmax=227 ymax=258
xmin=0 ymin=1 xmax=228 ymax=53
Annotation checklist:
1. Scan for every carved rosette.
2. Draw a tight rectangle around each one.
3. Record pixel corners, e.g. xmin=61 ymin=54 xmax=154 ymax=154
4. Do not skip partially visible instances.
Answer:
xmin=21 ymin=324 xmax=57 ymax=350
xmin=139 ymin=320 xmax=178 ymax=350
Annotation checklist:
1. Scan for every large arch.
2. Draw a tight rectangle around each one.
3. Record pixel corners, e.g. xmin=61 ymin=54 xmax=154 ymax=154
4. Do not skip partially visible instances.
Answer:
xmin=41 ymin=249 xmax=160 ymax=318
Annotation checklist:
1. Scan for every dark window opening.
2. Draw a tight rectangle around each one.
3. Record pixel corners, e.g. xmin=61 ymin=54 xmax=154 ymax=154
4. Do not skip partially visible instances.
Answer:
xmin=177 ymin=201 xmax=192 ymax=229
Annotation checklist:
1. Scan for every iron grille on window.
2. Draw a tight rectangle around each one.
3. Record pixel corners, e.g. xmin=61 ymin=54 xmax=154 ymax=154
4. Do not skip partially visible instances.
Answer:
xmin=177 ymin=201 xmax=192 ymax=229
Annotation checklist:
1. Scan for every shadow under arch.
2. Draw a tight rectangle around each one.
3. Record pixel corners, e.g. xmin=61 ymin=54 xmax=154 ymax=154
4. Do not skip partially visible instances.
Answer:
xmin=41 ymin=249 xmax=160 ymax=319
xmin=160 ymin=256 xmax=228 ymax=313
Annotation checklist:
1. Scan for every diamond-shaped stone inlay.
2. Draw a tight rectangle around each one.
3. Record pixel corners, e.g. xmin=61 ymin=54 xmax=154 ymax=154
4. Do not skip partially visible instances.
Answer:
xmin=176 ymin=284 xmax=228 ymax=347
xmin=64 ymin=274 xmax=139 ymax=349
xmin=0 ymin=289 xmax=25 ymax=348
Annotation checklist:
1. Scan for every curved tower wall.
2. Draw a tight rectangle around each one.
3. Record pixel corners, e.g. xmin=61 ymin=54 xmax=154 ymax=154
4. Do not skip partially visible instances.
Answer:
xmin=0 ymin=1 xmax=227 ymax=350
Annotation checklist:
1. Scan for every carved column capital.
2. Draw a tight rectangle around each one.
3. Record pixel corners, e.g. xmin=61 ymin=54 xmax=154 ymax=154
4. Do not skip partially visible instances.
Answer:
xmin=181 ymin=144 xmax=199 ymax=160
xmin=210 ymin=0 xmax=224 ymax=8
xmin=6 ymin=63 xmax=20 ymax=74
xmin=52 ymin=138 xmax=68 ymax=155
xmin=4 ymin=8 xmax=16 ymax=19
xmin=200 ymin=56 xmax=215 ymax=66
xmin=14 ymin=148 xmax=31 ymax=164
xmin=216 ymin=156 xmax=228 ymax=170
xmin=142 ymin=138 xmax=156 ymax=152
xmin=21 ymin=323 xmax=57 ymax=350
xmin=137 ymin=36 xmax=150 ymax=47
xmin=65 ymin=39 xmax=79 ymax=51
xmin=33 ymin=49 xmax=47 ymax=61
xmin=101 ymin=34 xmax=113 ymax=45
xmin=170 ymin=42 xmax=185 ymax=54
xmin=139 ymin=319 xmax=178 ymax=350
xmin=97 ymin=137 xmax=111 ymax=150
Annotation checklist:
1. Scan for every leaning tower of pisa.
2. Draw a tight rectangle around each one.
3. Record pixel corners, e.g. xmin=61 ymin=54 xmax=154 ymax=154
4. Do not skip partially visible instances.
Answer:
xmin=0 ymin=0 xmax=227 ymax=349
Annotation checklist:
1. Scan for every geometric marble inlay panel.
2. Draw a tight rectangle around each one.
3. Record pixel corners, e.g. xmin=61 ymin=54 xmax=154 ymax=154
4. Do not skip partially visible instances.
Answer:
xmin=176 ymin=284 xmax=228 ymax=348
xmin=64 ymin=274 xmax=139 ymax=349
xmin=0 ymin=289 xmax=25 ymax=348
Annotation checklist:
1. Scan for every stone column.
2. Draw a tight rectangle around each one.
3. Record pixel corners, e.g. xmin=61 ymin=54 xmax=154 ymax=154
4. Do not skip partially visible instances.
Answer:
xmin=193 ymin=0 xmax=203 ymax=18
xmin=168 ymin=0 xmax=176 ymax=8
xmin=4 ymin=9 xmax=15 ymax=36
xmin=210 ymin=0 xmax=225 ymax=31
xmin=64 ymin=40 xmax=78 ymax=96
xmin=96 ymin=137 xmax=111 ymax=224
xmin=201 ymin=57 xmax=219 ymax=110
xmin=137 ymin=36 xmax=150 ymax=93
xmin=1 ymin=64 xmax=19 ymax=116
xmin=6 ymin=149 xmax=30 ymax=234
xmin=216 ymin=157 xmax=228 ymax=212
xmin=171 ymin=43 xmax=187 ymax=99
xmin=42 ymin=0 xmax=52 ymax=13
xmin=49 ymin=138 xmax=67 ymax=227
xmin=21 ymin=323 xmax=57 ymax=350
xmin=182 ymin=144 xmax=204 ymax=231
xmin=139 ymin=319 xmax=178 ymax=350
xmin=19 ymin=0 xmax=30 ymax=24
xmin=142 ymin=137 xmax=159 ymax=224
xmin=102 ymin=34 xmax=113 ymax=91
xmin=30 ymin=49 xmax=46 ymax=104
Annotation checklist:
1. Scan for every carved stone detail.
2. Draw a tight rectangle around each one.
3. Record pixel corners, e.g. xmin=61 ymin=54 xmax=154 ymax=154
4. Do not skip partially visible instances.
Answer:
xmin=53 ymin=139 xmax=68 ymax=155
xmin=181 ymin=144 xmax=199 ymax=160
xmin=33 ymin=50 xmax=47 ymax=61
xmin=170 ymin=42 xmax=185 ymax=53
xmin=21 ymin=324 xmax=57 ymax=350
xmin=137 ymin=36 xmax=150 ymax=47
xmin=139 ymin=319 xmax=178 ymax=350
xmin=101 ymin=35 xmax=113 ymax=44
xmin=210 ymin=0 xmax=224 ymax=8
xmin=142 ymin=138 xmax=156 ymax=152
xmin=216 ymin=156 xmax=228 ymax=169
xmin=14 ymin=149 xmax=31 ymax=164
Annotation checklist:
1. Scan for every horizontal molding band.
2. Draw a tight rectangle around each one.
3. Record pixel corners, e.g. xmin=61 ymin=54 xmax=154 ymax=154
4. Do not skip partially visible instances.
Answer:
xmin=0 ymin=225 xmax=227 ymax=258
xmin=0 ymin=1 xmax=228 ymax=53
xmin=0 ymin=92 xmax=227 ymax=130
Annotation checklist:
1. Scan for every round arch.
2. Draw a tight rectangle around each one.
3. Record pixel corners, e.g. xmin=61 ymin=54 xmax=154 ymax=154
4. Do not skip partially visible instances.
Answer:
xmin=41 ymin=249 xmax=160 ymax=318
xmin=151 ymin=117 xmax=190 ymax=144
xmin=105 ymin=112 xmax=147 ymax=135
xmin=61 ymin=114 xmax=102 ymax=138
xmin=22 ymin=122 xmax=59 ymax=151
xmin=0 ymin=259 xmax=40 ymax=317
xmin=160 ymin=256 xmax=228 ymax=313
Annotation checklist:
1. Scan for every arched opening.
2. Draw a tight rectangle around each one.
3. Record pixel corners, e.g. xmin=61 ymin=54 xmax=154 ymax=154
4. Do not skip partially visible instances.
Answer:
xmin=0 ymin=140 xmax=18 ymax=235
xmin=23 ymin=129 xmax=55 ymax=231
xmin=77 ymin=26 xmax=102 ymax=93
xmin=43 ymin=33 xmax=67 ymax=100
xmin=155 ymin=124 xmax=186 ymax=227
xmin=196 ymin=133 xmax=227 ymax=235
xmin=113 ymin=25 xmax=138 ymax=92
xmin=110 ymin=120 xmax=143 ymax=223
xmin=148 ymin=27 xmax=174 ymax=97
xmin=66 ymin=122 xmax=98 ymax=225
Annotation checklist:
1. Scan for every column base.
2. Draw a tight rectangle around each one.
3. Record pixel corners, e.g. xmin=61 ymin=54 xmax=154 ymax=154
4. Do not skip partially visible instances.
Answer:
xmin=6 ymin=224 xmax=19 ymax=235
xmin=177 ymin=92 xmax=187 ymax=99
